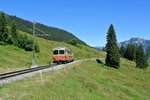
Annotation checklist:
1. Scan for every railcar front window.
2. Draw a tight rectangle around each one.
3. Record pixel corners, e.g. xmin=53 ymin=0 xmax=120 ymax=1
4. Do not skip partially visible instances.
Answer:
xmin=53 ymin=50 xmax=58 ymax=55
xmin=59 ymin=50 xmax=64 ymax=54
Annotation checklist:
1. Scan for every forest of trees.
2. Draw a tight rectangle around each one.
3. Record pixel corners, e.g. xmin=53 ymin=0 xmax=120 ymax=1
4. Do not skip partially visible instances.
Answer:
xmin=105 ymin=24 xmax=148 ymax=69
xmin=119 ymin=44 xmax=148 ymax=68
xmin=0 ymin=12 xmax=39 ymax=53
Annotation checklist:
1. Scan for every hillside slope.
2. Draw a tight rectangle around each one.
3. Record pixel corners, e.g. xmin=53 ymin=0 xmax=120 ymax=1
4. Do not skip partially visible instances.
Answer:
xmin=3 ymin=12 xmax=86 ymax=45
xmin=0 ymin=59 xmax=149 ymax=99
xmin=0 ymin=30 xmax=105 ymax=73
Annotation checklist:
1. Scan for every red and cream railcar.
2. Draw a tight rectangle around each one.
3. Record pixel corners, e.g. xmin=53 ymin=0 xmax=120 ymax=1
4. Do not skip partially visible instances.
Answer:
xmin=52 ymin=46 xmax=74 ymax=64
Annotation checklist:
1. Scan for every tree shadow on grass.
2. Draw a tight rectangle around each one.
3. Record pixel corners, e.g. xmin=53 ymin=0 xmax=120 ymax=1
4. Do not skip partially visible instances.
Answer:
xmin=96 ymin=59 xmax=103 ymax=64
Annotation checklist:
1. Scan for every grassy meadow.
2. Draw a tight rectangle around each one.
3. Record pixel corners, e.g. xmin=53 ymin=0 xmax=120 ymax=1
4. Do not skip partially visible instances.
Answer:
xmin=0 ymin=30 xmax=105 ymax=73
xmin=0 ymin=59 xmax=149 ymax=100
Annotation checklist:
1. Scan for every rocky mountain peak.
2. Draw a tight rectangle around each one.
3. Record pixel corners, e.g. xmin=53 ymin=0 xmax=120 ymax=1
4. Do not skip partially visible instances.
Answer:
xmin=119 ymin=37 xmax=150 ymax=47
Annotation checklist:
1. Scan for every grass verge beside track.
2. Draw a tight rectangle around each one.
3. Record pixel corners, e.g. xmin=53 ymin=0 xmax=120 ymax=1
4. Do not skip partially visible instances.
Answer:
xmin=0 ymin=59 xmax=149 ymax=100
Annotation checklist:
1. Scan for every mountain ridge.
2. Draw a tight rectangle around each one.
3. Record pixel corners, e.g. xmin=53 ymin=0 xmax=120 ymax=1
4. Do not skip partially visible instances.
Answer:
xmin=95 ymin=37 xmax=150 ymax=51
xmin=119 ymin=37 xmax=150 ymax=48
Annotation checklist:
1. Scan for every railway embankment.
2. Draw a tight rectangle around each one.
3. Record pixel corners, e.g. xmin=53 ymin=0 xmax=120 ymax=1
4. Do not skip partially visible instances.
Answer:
xmin=0 ymin=59 xmax=149 ymax=99
xmin=0 ymin=58 xmax=97 ymax=85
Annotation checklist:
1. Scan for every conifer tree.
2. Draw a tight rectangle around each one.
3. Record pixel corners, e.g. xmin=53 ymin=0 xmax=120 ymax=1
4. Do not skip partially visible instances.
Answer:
xmin=146 ymin=46 xmax=150 ymax=57
xmin=10 ymin=23 xmax=17 ymax=45
xmin=105 ymin=24 xmax=120 ymax=68
xmin=124 ymin=44 xmax=137 ymax=61
xmin=119 ymin=44 xmax=126 ymax=57
xmin=11 ymin=23 xmax=17 ymax=38
xmin=0 ymin=12 xmax=8 ymax=42
xmin=136 ymin=45 xmax=148 ymax=69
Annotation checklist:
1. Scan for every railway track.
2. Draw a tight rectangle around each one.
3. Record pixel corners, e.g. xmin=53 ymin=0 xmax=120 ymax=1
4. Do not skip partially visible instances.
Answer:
xmin=0 ymin=63 xmax=57 ymax=80
xmin=0 ymin=58 xmax=93 ymax=85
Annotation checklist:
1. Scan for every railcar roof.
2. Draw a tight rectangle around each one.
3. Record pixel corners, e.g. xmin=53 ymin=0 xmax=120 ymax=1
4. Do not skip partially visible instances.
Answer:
xmin=53 ymin=46 xmax=70 ymax=51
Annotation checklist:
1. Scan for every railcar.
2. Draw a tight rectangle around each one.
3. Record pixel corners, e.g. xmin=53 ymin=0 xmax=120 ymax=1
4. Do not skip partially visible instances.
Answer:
xmin=52 ymin=46 xmax=74 ymax=64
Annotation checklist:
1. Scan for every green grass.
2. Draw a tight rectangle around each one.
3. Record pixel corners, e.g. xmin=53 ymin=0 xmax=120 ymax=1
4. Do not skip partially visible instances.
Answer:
xmin=0 ymin=30 xmax=105 ymax=73
xmin=0 ymin=59 xmax=149 ymax=100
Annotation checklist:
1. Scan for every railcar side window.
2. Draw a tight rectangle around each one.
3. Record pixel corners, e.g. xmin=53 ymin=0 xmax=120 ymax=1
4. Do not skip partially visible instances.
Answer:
xmin=53 ymin=50 xmax=58 ymax=55
xmin=59 ymin=50 xmax=64 ymax=54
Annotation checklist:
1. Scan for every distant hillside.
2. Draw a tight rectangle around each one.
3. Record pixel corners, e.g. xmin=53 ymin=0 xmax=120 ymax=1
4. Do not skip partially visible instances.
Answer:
xmin=3 ymin=12 xmax=86 ymax=45
xmin=94 ymin=46 xmax=104 ymax=51
xmin=0 ymin=28 xmax=105 ymax=73
xmin=119 ymin=37 xmax=150 ymax=48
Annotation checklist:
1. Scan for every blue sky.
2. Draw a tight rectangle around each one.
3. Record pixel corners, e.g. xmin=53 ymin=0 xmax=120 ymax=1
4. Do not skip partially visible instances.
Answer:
xmin=0 ymin=0 xmax=150 ymax=46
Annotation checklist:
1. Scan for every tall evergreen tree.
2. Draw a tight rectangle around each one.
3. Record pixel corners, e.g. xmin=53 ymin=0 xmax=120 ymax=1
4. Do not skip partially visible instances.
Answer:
xmin=10 ymin=22 xmax=17 ymax=45
xmin=119 ymin=44 xmax=126 ymax=57
xmin=11 ymin=23 xmax=17 ymax=38
xmin=124 ymin=44 xmax=137 ymax=61
xmin=136 ymin=45 xmax=148 ymax=69
xmin=146 ymin=46 xmax=150 ymax=57
xmin=102 ymin=47 xmax=106 ymax=51
xmin=0 ymin=12 xmax=8 ymax=42
xmin=105 ymin=24 xmax=120 ymax=68
xmin=146 ymin=46 xmax=150 ymax=63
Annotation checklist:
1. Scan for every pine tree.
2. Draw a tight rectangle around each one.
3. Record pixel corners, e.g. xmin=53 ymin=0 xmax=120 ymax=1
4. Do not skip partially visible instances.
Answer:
xmin=119 ymin=44 xmax=126 ymax=57
xmin=146 ymin=46 xmax=150 ymax=63
xmin=0 ymin=12 xmax=8 ymax=42
xmin=105 ymin=24 xmax=120 ymax=68
xmin=102 ymin=47 xmax=106 ymax=51
xmin=11 ymin=23 xmax=17 ymax=38
xmin=146 ymin=46 xmax=150 ymax=57
xmin=10 ymin=23 xmax=17 ymax=45
xmin=136 ymin=45 xmax=148 ymax=69
xmin=124 ymin=44 xmax=137 ymax=61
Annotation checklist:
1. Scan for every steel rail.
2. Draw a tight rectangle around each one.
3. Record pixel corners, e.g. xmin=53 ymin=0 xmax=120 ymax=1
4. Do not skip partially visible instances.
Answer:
xmin=0 ymin=58 xmax=86 ymax=80
xmin=0 ymin=63 xmax=57 ymax=80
